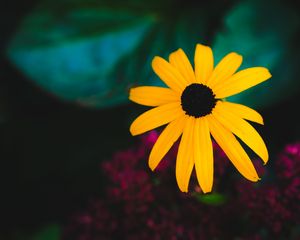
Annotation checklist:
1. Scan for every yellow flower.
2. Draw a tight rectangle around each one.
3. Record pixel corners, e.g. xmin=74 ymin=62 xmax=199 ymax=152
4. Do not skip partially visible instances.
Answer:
xmin=129 ymin=44 xmax=271 ymax=193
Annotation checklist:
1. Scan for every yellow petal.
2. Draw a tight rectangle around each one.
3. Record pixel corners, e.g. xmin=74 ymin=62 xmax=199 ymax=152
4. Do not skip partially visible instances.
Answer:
xmin=208 ymin=114 xmax=260 ymax=181
xmin=214 ymin=67 xmax=271 ymax=98
xmin=220 ymin=101 xmax=264 ymax=124
xmin=130 ymin=102 xmax=183 ymax=136
xmin=176 ymin=117 xmax=195 ymax=192
xmin=213 ymin=102 xmax=268 ymax=164
xmin=194 ymin=44 xmax=214 ymax=84
xmin=129 ymin=86 xmax=179 ymax=107
xmin=194 ymin=117 xmax=214 ymax=193
xmin=149 ymin=115 xmax=187 ymax=170
xmin=152 ymin=56 xmax=187 ymax=93
xmin=169 ymin=48 xmax=195 ymax=83
xmin=207 ymin=52 xmax=242 ymax=88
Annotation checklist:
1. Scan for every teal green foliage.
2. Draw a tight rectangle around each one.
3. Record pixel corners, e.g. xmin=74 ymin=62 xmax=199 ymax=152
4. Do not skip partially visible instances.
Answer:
xmin=213 ymin=0 xmax=300 ymax=108
xmin=7 ymin=1 xmax=157 ymax=107
xmin=6 ymin=0 xmax=300 ymax=108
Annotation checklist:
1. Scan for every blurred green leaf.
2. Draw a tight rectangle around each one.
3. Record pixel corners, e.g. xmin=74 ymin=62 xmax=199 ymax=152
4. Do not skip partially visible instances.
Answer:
xmin=212 ymin=0 xmax=300 ymax=108
xmin=12 ymin=224 xmax=60 ymax=240
xmin=32 ymin=225 xmax=61 ymax=240
xmin=192 ymin=192 xmax=227 ymax=206
xmin=7 ymin=0 xmax=158 ymax=108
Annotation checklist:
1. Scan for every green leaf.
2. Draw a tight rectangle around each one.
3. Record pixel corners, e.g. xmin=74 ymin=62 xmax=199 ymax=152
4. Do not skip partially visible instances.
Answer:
xmin=212 ymin=0 xmax=300 ymax=108
xmin=32 ymin=225 xmax=61 ymax=240
xmin=12 ymin=224 xmax=61 ymax=240
xmin=192 ymin=192 xmax=227 ymax=206
xmin=7 ymin=0 xmax=157 ymax=108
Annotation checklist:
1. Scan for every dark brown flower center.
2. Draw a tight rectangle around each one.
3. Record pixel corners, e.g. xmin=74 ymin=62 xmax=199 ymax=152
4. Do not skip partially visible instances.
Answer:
xmin=181 ymin=83 xmax=217 ymax=118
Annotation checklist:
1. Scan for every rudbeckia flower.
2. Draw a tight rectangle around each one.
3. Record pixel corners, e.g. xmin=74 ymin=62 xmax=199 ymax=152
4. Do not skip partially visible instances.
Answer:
xmin=129 ymin=44 xmax=271 ymax=193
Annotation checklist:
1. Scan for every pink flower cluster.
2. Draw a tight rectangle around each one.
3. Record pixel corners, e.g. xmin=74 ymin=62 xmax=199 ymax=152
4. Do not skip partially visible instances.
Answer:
xmin=237 ymin=142 xmax=300 ymax=236
xmin=63 ymin=133 xmax=300 ymax=240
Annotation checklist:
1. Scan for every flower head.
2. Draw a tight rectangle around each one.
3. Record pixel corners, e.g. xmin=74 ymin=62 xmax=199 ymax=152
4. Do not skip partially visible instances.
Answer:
xmin=129 ymin=44 xmax=271 ymax=193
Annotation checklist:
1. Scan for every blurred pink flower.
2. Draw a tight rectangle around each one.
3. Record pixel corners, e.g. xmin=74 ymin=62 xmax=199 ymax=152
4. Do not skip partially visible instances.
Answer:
xmin=63 ymin=135 xmax=300 ymax=239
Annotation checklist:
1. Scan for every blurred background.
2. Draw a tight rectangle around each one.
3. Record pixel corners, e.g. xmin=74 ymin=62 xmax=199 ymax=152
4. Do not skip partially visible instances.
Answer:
xmin=1 ymin=0 xmax=300 ymax=239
